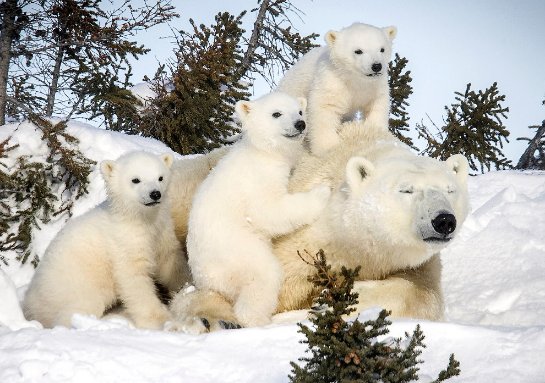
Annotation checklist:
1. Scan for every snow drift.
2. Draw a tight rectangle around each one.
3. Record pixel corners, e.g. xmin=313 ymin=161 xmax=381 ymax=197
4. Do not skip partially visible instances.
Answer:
xmin=1 ymin=121 xmax=544 ymax=382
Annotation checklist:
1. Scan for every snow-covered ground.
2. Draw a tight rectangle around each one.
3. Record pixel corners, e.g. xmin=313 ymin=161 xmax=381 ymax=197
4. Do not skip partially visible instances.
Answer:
xmin=1 ymin=122 xmax=544 ymax=382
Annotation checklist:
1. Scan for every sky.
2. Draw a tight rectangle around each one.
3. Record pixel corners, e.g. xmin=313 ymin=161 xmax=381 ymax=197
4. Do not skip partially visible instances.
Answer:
xmin=131 ymin=0 xmax=545 ymax=163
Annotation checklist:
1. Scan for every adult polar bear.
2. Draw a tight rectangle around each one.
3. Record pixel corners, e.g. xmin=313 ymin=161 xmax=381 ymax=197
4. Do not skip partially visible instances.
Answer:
xmin=277 ymin=22 xmax=396 ymax=155
xmin=169 ymin=122 xmax=470 ymax=326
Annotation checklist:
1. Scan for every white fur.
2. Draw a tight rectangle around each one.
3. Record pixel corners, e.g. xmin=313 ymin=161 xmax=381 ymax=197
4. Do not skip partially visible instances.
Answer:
xmin=187 ymin=92 xmax=330 ymax=327
xmin=277 ymin=22 xmax=397 ymax=155
xmin=23 ymin=151 xmax=192 ymax=330
xmin=169 ymin=121 xmax=469 ymax=327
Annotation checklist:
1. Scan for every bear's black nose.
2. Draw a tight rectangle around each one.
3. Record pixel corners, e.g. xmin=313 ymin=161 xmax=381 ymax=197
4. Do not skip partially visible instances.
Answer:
xmin=294 ymin=120 xmax=306 ymax=132
xmin=150 ymin=190 xmax=161 ymax=201
xmin=431 ymin=213 xmax=456 ymax=235
xmin=371 ymin=63 xmax=382 ymax=73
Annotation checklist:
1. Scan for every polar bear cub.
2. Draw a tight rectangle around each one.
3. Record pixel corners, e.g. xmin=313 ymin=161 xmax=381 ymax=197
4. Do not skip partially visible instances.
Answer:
xmin=24 ymin=151 xmax=191 ymax=330
xmin=277 ymin=22 xmax=397 ymax=155
xmin=187 ymin=92 xmax=331 ymax=327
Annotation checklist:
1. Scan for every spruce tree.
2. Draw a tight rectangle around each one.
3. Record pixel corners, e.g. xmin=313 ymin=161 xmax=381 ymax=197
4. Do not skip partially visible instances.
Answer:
xmin=0 ymin=114 xmax=94 ymax=267
xmin=137 ymin=12 xmax=250 ymax=154
xmin=289 ymin=250 xmax=460 ymax=383
xmin=5 ymin=0 xmax=176 ymax=124
xmin=388 ymin=53 xmax=415 ymax=149
xmin=239 ymin=0 xmax=319 ymax=86
xmin=134 ymin=1 xmax=318 ymax=154
xmin=516 ymin=99 xmax=545 ymax=170
xmin=0 ymin=0 xmax=31 ymax=125
xmin=417 ymin=82 xmax=511 ymax=173
xmin=516 ymin=120 xmax=545 ymax=170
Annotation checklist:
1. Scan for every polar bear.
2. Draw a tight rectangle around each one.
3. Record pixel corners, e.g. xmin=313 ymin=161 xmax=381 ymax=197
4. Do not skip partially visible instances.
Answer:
xmin=186 ymin=92 xmax=331 ymax=327
xmin=170 ymin=121 xmax=469 ymax=328
xmin=23 ymin=151 xmax=192 ymax=330
xmin=277 ymin=22 xmax=397 ymax=155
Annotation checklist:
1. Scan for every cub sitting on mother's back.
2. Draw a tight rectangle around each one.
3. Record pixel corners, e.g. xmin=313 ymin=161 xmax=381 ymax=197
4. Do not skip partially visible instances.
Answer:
xmin=277 ymin=22 xmax=397 ymax=155
xmin=24 ymin=151 xmax=191 ymax=330
xmin=185 ymin=92 xmax=331 ymax=328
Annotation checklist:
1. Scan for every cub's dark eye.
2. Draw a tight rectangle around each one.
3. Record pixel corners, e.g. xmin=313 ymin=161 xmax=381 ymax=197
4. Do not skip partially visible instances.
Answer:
xmin=399 ymin=187 xmax=413 ymax=194
xmin=380 ymin=47 xmax=385 ymax=53
xmin=299 ymin=111 xmax=303 ymax=116
xmin=272 ymin=112 xmax=282 ymax=118
xmin=158 ymin=176 xmax=163 ymax=182
xmin=354 ymin=49 xmax=363 ymax=55
xmin=132 ymin=178 xmax=140 ymax=184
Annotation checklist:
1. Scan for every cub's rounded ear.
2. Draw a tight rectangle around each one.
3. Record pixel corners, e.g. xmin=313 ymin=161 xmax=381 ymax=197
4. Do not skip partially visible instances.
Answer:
xmin=383 ymin=26 xmax=397 ymax=41
xmin=346 ymin=156 xmax=375 ymax=191
xmin=161 ymin=153 xmax=174 ymax=169
xmin=297 ymin=97 xmax=307 ymax=112
xmin=325 ymin=30 xmax=338 ymax=46
xmin=235 ymin=100 xmax=252 ymax=122
xmin=100 ymin=160 xmax=116 ymax=179
xmin=446 ymin=154 xmax=469 ymax=179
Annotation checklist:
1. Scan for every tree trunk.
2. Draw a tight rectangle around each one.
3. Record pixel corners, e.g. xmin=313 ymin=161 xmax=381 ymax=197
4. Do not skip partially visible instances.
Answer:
xmin=238 ymin=0 xmax=269 ymax=79
xmin=45 ymin=45 xmax=64 ymax=117
xmin=0 ymin=0 xmax=19 ymax=126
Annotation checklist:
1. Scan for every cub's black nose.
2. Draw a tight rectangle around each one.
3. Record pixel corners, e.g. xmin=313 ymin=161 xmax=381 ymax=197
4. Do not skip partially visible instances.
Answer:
xmin=431 ymin=213 xmax=456 ymax=235
xmin=150 ymin=190 xmax=161 ymax=201
xmin=294 ymin=120 xmax=306 ymax=132
xmin=371 ymin=63 xmax=382 ymax=73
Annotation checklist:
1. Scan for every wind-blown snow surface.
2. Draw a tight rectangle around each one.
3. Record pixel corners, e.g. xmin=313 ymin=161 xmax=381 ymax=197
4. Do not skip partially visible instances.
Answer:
xmin=1 ymin=121 xmax=545 ymax=382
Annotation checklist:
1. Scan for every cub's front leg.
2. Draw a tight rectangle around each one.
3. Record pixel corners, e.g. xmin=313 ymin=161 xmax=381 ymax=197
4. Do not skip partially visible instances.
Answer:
xmin=251 ymin=185 xmax=331 ymax=237
xmin=113 ymin=248 xmax=172 ymax=330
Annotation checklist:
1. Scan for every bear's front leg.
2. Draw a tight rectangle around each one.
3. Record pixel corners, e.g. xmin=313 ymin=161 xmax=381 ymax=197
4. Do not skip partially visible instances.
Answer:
xmin=251 ymin=185 xmax=330 ymax=237
xmin=351 ymin=255 xmax=444 ymax=320
xmin=155 ymin=221 xmax=192 ymax=294
xmin=307 ymin=90 xmax=349 ymax=156
xmin=362 ymin=89 xmax=390 ymax=131
xmin=113 ymin=255 xmax=172 ymax=330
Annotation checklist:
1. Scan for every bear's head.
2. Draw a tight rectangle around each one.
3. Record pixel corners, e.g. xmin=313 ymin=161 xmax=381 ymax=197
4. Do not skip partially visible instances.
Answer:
xmin=325 ymin=22 xmax=396 ymax=80
xmin=100 ymin=151 xmax=173 ymax=212
xmin=340 ymin=149 xmax=469 ymax=268
xmin=235 ymin=92 xmax=307 ymax=159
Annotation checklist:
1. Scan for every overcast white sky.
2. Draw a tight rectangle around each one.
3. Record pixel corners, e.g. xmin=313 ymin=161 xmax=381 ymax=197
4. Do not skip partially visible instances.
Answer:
xmin=132 ymin=0 xmax=545 ymax=163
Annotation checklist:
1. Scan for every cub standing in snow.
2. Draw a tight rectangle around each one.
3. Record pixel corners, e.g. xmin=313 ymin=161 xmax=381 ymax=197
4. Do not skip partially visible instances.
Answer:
xmin=185 ymin=92 xmax=331 ymax=327
xmin=277 ymin=22 xmax=397 ymax=155
xmin=24 ymin=151 xmax=192 ymax=330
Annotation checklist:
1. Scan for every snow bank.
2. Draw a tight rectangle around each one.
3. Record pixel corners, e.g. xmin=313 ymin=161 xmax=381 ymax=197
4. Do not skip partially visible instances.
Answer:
xmin=1 ymin=122 xmax=544 ymax=382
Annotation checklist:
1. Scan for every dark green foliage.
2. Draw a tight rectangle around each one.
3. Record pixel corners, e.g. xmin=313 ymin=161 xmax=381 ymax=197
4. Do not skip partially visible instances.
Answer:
xmin=136 ymin=12 xmax=250 ymax=154
xmin=516 ymin=120 xmax=545 ymax=170
xmin=123 ymin=0 xmax=318 ymax=155
xmin=0 ymin=117 xmax=94 ymax=267
xmin=388 ymin=54 xmax=416 ymax=149
xmin=289 ymin=250 xmax=460 ymax=383
xmin=7 ymin=0 xmax=176 ymax=124
xmin=516 ymin=100 xmax=545 ymax=170
xmin=417 ymin=82 xmax=511 ymax=173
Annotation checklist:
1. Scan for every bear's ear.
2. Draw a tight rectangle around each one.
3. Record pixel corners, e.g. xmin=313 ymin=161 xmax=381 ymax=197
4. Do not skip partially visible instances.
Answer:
xmin=100 ymin=160 xmax=116 ymax=179
xmin=446 ymin=154 xmax=469 ymax=179
xmin=346 ymin=156 xmax=375 ymax=190
xmin=383 ymin=26 xmax=397 ymax=41
xmin=235 ymin=100 xmax=252 ymax=122
xmin=297 ymin=97 xmax=307 ymax=113
xmin=325 ymin=30 xmax=338 ymax=46
xmin=161 ymin=153 xmax=173 ymax=169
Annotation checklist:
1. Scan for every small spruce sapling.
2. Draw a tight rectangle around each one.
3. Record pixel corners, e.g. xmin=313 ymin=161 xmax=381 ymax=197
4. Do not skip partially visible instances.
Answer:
xmin=289 ymin=249 xmax=460 ymax=383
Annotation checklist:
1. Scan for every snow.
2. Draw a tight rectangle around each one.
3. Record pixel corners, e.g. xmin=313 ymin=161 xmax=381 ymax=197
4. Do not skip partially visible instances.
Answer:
xmin=1 ymin=122 xmax=545 ymax=382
